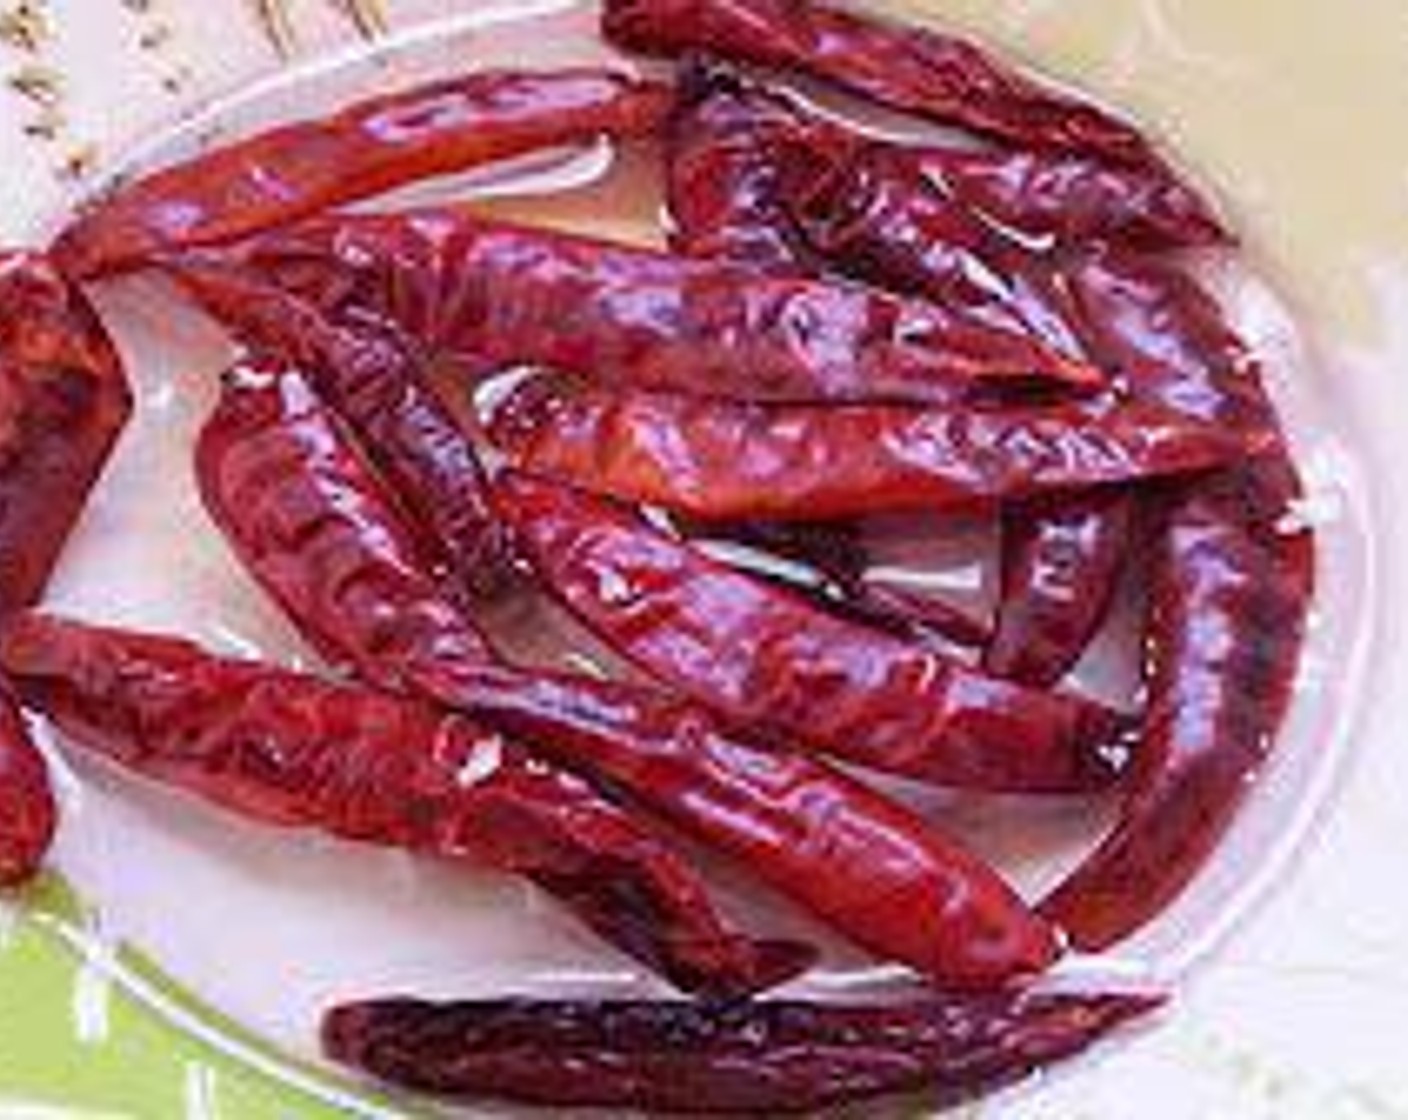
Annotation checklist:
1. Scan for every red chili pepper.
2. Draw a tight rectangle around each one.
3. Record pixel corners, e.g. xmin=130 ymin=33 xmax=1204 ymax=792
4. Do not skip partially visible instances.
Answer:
xmin=170 ymin=255 xmax=510 ymax=597
xmin=323 ymin=989 xmax=1163 ymax=1113
xmin=0 ymin=252 xmax=134 ymax=615
xmin=665 ymin=58 xmax=851 ymax=268
xmin=0 ymin=611 xmax=812 ymax=998
xmin=196 ymin=364 xmax=1059 ymax=987
xmin=488 ymin=378 xmax=1255 ymax=522
xmin=1038 ymin=252 xmax=1313 ymax=949
xmin=0 ymin=686 xmax=54 ymax=888
xmin=493 ymin=471 xmax=1125 ymax=796
xmin=985 ymin=492 xmax=1137 ymax=686
xmin=216 ymin=209 xmax=1102 ymax=404
xmin=796 ymin=147 xmax=1134 ymax=686
xmin=666 ymin=64 xmax=989 ymax=650
xmin=53 ymin=69 xmax=674 ymax=280
xmin=604 ymin=0 xmax=1212 ymax=193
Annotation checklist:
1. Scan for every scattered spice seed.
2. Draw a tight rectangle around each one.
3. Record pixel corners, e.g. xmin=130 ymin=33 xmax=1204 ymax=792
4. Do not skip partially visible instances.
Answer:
xmin=0 ymin=1 xmax=51 ymax=53
xmin=252 ymin=0 xmax=297 ymax=56
xmin=138 ymin=22 xmax=173 ymax=51
xmin=9 ymin=62 xmax=62 ymax=107
xmin=341 ymin=0 xmax=388 ymax=39
xmin=57 ymin=142 xmax=99 ymax=181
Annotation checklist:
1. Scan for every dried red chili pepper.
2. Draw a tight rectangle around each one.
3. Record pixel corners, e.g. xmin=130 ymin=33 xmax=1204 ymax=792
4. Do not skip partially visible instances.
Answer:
xmin=1038 ymin=252 xmax=1313 ymax=949
xmin=493 ymin=471 xmax=1125 ymax=796
xmin=985 ymin=492 xmax=1137 ymax=686
xmin=217 ymin=209 xmax=1101 ymax=404
xmin=488 ymin=378 xmax=1254 ymax=522
xmin=0 ymin=611 xmax=812 ymax=998
xmin=53 ymin=69 xmax=674 ymax=280
xmin=665 ymin=58 xmax=851 ymax=268
xmin=796 ymin=145 xmax=1134 ymax=685
xmin=604 ymin=0 xmax=1213 ymax=195
xmin=0 ymin=252 xmax=133 ymax=615
xmin=170 ymin=255 xmax=509 ymax=596
xmin=196 ymin=362 xmax=496 ymax=684
xmin=664 ymin=64 xmax=989 ymax=649
xmin=323 ymin=989 xmax=1163 ymax=1113
xmin=0 ymin=687 xmax=55 ymax=888
xmin=197 ymin=365 xmax=1059 ymax=987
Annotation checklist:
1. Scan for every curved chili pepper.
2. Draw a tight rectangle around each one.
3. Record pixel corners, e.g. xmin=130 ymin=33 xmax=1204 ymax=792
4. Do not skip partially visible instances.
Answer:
xmin=0 ymin=611 xmax=812 ymax=998
xmin=53 ymin=69 xmax=674 ymax=280
xmin=665 ymin=58 xmax=850 ymax=268
xmin=603 ymin=0 xmax=1215 ymax=198
xmin=1038 ymin=252 xmax=1313 ymax=950
xmin=796 ymin=146 xmax=1134 ymax=686
xmin=196 ymin=364 xmax=1059 ymax=987
xmin=0 ymin=252 xmax=134 ymax=614
xmin=0 ymin=686 xmax=54 ymax=887
xmin=323 ymin=989 xmax=1163 ymax=1113
xmin=493 ymin=471 xmax=1123 ymax=795
xmin=217 ymin=209 xmax=1101 ymax=404
xmin=169 ymin=255 xmax=509 ymax=596
xmin=488 ymin=378 xmax=1255 ymax=522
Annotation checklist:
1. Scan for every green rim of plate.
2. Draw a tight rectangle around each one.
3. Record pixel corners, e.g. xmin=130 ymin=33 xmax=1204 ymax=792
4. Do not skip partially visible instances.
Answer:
xmin=0 ymin=874 xmax=408 ymax=1118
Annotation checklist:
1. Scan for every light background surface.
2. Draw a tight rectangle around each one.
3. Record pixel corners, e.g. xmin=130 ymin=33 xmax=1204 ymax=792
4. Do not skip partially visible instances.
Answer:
xmin=1 ymin=2 xmax=1407 ymax=1117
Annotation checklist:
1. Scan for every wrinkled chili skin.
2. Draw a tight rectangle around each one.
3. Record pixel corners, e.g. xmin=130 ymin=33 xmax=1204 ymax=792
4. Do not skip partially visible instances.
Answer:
xmin=604 ymin=0 xmax=1198 ymax=182
xmin=440 ymin=666 xmax=1060 ymax=988
xmin=985 ymin=492 xmax=1136 ymax=686
xmin=171 ymin=257 xmax=509 ymax=596
xmin=796 ymin=152 xmax=1144 ymax=686
xmin=0 ymin=686 xmax=54 ymax=887
xmin=666 ymin=59 xmax=849 ymax=268
xmin=489 ymin=379 xmax=1252 ymax=522
xmin=324 ymin=991 xmax=1162 ymax=1114
xmin=196 ymin=361 xmax=496 ymax=686
xmin=666 ymin=65 xmax=989 ymax=649
xmin=494 ymin=472 xmax=1124 ymax=796
xmin=0 ymin=252 xmax=134 ymax=615
xmin=856 ymin=144 xmax=1229 ymax=254
xmin=53 ymin=69 xmax=674 ymax=280
xmin=221 ymin=209 xmax=1100 ymax=404
xmin=196 ymin=369 xmax=1057 ymax=987
xmin=0 ymin=612 xmax=812 ymax=998
xmin=1039 ymin=253 xmax=1313 ymax=950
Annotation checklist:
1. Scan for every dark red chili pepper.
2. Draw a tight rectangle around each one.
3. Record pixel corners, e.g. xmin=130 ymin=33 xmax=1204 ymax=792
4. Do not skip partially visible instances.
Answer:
xmin=0 ymin=611 xmax=812 ymax=998
xmin=197 ymin=364 xmax=1059 ymax=987
xmin=53 ymin=69 xmax=674 ymax=280
xmin=488 ymin=378 xmax=1255 ymax=522
xmin=796 ymin=147 xmax=1133 ymax=686
xmin=493 ymin=471 xmax=1125 ymax=796
xmin=323 ymin=989 xmax=1163 ymax=1113
xmin=985 ymin=492 xmax=1137 ymax=686
xmin=665 ymin=58 xmax=851 ymax=268
xmin=217 ymin=209 xmax=1102 ymax=404
xmin=169 ymin=255 xmax=509 ymax=597
xmin=0 ymin=686 xmax=55 ymax=888
xmin=603 ymin=0 xmax=1215 ymax=198
xmin=0 ymin=252 xmax=134 ymax=615
xmin=1039 ymin=252 xmax=1313 ymax=950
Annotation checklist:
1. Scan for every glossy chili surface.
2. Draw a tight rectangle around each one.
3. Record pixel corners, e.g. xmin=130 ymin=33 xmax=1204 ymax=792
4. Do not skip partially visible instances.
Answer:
xmin=324 ymin=990 xmax=1162 ymax=1113
xmin=54 ymin=69 xmax=673 ymax=279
